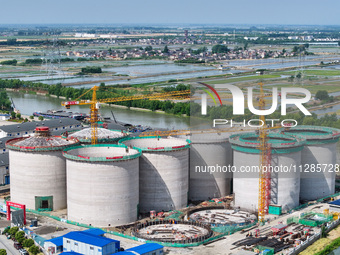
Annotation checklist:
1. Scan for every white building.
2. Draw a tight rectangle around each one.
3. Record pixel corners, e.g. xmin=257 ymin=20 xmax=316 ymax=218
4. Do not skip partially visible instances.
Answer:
xmin=0 ymin=114 xmax=10 ymax=121
xmin=63 ymin=231 xmax=120 ymax=255
xmin=0 ymin=153 xmax=9 ymax=185
xmin=0 ymin=119 xmax=81 ymax=138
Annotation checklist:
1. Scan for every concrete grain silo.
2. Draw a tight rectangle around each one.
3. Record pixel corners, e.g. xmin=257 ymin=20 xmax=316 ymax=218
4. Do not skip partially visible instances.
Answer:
xmin=189 ymin=131 xmax=233 ymax=201
xmin=6 ymin=127 xmax=79 ymax=211
xmin=280 ymin=126 xmax=340 ymax=201
xmin=63 ymin=144 xmax=141 ymax=227
xmin=230 ymin=132 xmax=306 ymax=213
xmin=120 ymin=136 xmax=190 ymax=213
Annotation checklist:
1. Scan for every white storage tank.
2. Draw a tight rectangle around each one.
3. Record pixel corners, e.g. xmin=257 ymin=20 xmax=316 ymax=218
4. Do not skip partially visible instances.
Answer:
xmin=189 ymin=131 xmax=233 ymax=201
xmin=120 ymin=136 xmax=190 ymax=213
xmin=68 ymin=127 xmax=128 ymax=144
xmin=6 ymin=127 xmax=79 ymax=211
xmin=280 ymin=126 xmax=340 ymax=201
xmin=230 ymin=132 xmax=305 ymax=213
xmin=63 ymin=144 xmax=141 ymax=227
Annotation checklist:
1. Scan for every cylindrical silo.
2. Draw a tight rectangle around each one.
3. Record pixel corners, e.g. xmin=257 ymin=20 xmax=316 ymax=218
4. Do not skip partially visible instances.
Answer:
xmin=230 ymin=132 xmax=305 ymax=213
xmin=188 ymin=131 xmax=233 ymax=201
xmin=68 ymin=127 xmax=128 ymax=144
xmin=119 ymin=136 xmax=190 ymax=213
xmin=63 ymin=144 xmax=141 ymax=227
xmin=280 ymin=126 xmax=340 ymax=201
xmin=6 ymin=127 xmax=79 ymax=211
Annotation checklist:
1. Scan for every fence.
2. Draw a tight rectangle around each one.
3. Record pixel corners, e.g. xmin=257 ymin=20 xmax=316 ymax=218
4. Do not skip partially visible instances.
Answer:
xmin=286 ymin=219 xmax=340 ymax=255
xmin=288 ymin=192 xmax=340 ymax=214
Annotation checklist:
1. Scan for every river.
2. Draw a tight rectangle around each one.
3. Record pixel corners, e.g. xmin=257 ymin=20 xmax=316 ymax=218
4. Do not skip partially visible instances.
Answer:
xmin=8 ymin=91 xmax=191 ymax=130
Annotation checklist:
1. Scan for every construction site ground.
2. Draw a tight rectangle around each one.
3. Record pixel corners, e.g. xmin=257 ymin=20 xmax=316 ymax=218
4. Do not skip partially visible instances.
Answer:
xmin=0 ymin=200 xmax=336 ymax=255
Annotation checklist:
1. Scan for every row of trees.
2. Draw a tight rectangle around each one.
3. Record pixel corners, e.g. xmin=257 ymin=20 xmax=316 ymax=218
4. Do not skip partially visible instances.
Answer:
xmin=0 ymin=79 xmax=192 ymax=116
xmin=174 ymin=58 xmax=205 ymax=64
xmin=0 ymin=90 xmax=12 ymax=110
xmin=117 ymin=99 xmax=190 ymax=115
xmin=80 ymin=66 xmax=102 ymax=74
xmin=212 ymin=44 xmax=230 ymax=54
xmin=0 ymin=59 xmax=17 ymax=66
xmin=3 ymin=227 xmax=40 ymax=255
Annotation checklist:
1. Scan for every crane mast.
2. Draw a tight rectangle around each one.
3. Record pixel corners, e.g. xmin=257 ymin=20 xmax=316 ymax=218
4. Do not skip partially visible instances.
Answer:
xmin=257 ymin=82 xmax=272 ymax=223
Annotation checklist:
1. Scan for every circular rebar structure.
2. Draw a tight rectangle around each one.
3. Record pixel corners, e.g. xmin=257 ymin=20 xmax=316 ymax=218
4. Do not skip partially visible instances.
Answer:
xmin=132 ymin=220 xmax=212 ymax=243
xmin=187 ymin=206 xmax=256 ymax=227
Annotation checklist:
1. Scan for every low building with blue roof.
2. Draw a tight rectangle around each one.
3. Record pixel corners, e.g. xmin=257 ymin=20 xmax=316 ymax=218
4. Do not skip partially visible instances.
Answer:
xmin=61 ymin=252 xmax=83 ymax=255
xmin=329 ymin=199 xmax=340 ymax=213
xmin=117 ymin=243 xmax=163 ymax=255
xmin=82 ymin=228 xmax=106 ymax=237
xmin=44 ymin=236 xmax=64 ymax=253
xmin=63 ymin=231 xmax=120 ymax=255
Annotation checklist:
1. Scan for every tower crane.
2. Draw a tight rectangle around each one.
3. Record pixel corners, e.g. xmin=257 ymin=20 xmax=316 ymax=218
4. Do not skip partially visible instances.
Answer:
xmin=256 ymin=81 xmax=283 ymax=223
xmin=61 ymin=86 xmax=190 ymax=145
xmin=257 ymin=81 xmax=272 ymax=223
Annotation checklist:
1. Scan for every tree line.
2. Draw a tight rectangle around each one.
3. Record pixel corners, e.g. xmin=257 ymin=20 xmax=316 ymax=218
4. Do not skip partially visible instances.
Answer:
xmin=0 ymin=79 xmax=192 ymax=116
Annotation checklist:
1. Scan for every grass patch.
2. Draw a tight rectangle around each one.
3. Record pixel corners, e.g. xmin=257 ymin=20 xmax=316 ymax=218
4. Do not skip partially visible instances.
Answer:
xmin=206 ymin=74 xmax=281 ymax=84
xmin=277 ymin=70 xmax=340 ymax=76
xmin=267 ymin=83 xmax=340 ymax=94
xmin=300 ymin=238 xmax=332 ymax=255
xmin=300 ymin=225 xmax=340 ymax=255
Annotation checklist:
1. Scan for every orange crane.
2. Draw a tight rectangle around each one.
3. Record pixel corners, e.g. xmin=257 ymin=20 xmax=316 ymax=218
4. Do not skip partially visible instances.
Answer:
xmin=256 ymin=81 xmax=282 ymax=223
xmin=61 ymin=86 xmax=190 ymax=144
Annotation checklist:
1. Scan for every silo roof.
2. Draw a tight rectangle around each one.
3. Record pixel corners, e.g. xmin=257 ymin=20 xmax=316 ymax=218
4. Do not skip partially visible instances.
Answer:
xmin=119 ymin=136 xmax=191 ymax=152
xmin=229 ymin=132 xmax=306 ymax=154
xmin=279 ymin=125 xmax=340 ymax=145
xmin=63 ymin=144 xmax=141 ymax=162
xmin=69 ymin=128 xmax=127 ymax=143
xmin=6 ymin=136 xmax=79 ymax=152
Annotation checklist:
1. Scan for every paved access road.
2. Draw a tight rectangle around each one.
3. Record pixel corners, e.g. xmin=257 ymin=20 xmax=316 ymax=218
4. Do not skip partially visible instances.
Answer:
xmin=0 ymin=234 xmax=19 ymax=255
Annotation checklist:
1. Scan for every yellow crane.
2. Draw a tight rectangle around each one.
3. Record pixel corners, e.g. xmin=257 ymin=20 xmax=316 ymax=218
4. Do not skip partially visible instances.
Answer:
xmin=61 ymin=86 xmax=190 ymax=144
xmin=257 ymin=81 xmax=271 ymax=223
xmin=256 ymin=82 xmax=282 ymax=223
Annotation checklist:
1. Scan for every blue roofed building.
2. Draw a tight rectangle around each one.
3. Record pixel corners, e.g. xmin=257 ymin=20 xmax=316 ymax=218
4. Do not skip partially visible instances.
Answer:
xmin=82 ymin=228 xmax=106 ymax=237
xmin=43 ymin=228 xmax=119 ymax=255
xmin=44 ymin=236 xmax=64 ymax=254
xmin=117 ymin=243 xmax=163 ymax=255
xmin=61 ymin=252 xmax=83 ymax=255
xmin=329 ymin=199 xmax=340 ymax=213
xmin=63 ymin=231 xmax=120 ymax=255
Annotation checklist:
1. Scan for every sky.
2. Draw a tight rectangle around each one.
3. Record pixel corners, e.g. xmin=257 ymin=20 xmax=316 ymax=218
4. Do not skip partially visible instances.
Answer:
xmin=1 ymin=0 xmax=340 ymax=25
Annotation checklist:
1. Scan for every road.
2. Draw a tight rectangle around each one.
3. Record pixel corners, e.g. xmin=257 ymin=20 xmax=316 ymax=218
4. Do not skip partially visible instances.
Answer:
xmin=0 ymin=234 xmax=19 ymax=255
